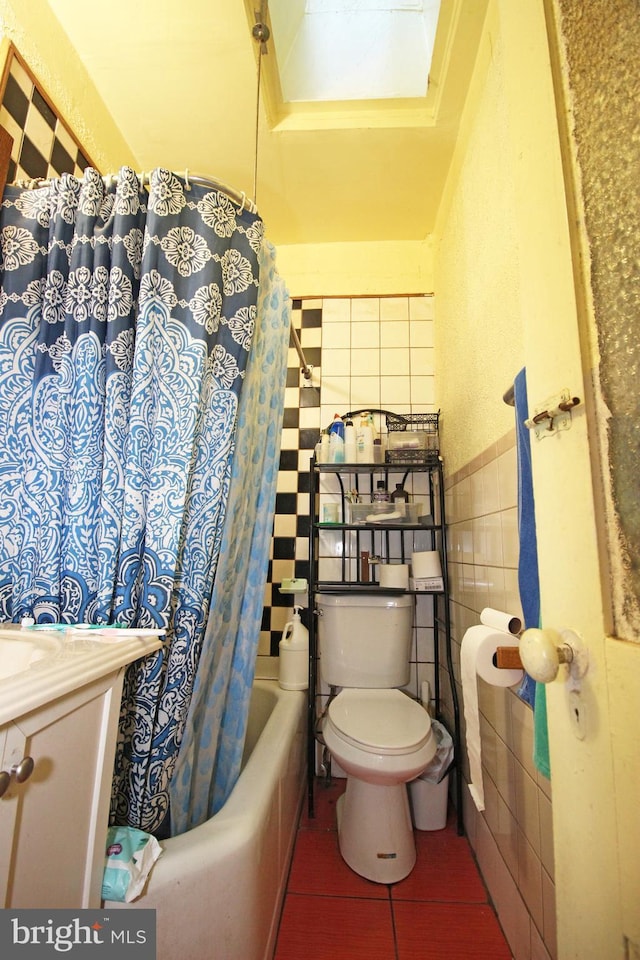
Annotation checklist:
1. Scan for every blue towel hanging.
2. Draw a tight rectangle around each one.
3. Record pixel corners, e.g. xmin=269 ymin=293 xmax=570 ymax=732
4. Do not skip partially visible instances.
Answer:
xmin=513 ymin=368 xmax=550 ymax=777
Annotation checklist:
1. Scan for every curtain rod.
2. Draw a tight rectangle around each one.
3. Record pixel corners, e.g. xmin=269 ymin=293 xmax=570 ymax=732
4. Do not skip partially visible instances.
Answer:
xmin=11 ymin=168 xmax=259 ymax=215
xmin=183 ymin=171 xmax=258 ymax=214
xmin=290 ymin=324 xmax=313 ymax=383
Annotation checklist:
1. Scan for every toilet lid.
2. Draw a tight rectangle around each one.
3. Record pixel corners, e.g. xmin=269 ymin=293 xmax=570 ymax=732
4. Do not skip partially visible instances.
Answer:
xmin=327 ymin=689 xmax=431 ymax=754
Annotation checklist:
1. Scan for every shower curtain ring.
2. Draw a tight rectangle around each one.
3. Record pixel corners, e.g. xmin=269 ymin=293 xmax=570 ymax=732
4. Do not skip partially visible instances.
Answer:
xmin=184 ymin=168 xmax=191 ymax=190
xmin=239 ymin=191 xmax=247 ymax=212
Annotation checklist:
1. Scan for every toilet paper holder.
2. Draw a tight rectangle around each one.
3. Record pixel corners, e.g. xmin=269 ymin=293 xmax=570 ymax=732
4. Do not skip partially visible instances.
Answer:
xmin=495 ymin=646 xmax=524 ymax=670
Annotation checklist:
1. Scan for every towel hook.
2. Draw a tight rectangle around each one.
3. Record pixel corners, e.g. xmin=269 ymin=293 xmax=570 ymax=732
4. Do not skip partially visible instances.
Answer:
xmin=525 ymin=389 xmax=581 ymax=440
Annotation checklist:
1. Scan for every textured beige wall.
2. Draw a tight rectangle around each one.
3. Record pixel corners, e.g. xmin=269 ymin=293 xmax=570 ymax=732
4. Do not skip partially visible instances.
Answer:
xmin=552 ymin=0 xmax=640 ymax=637
xmin=0 ymin=0 xmax=136 ymax=172
xmin=276 ymin=239 xmax=434 ymax=298
xmin=433 ymin=3 xmax=523 ymax=477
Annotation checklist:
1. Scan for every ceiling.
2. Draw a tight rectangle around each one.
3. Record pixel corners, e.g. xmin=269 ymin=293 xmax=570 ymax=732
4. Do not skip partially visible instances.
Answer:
xmin=46 ymin=0 xmax=487 ymax=247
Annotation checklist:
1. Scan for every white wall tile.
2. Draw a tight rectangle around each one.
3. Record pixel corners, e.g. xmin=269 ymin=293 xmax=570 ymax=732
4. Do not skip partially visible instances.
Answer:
xmin=320 ymin=377 xmax=350 ymax=410
xmin=409 ymin=296 xmax=434 ymax=321
xmin=351 ymin=320 xmax=379 ymax=347
xmin=381 ymin=320 xmax=410 ymax=348
xmin=504 ymin=567 xmax=524 ymax=623
xmin=470 ymin=468 xmax=485 ymax=518
xmin=321 ymin=347 xmax=351 ymax=376
xmin=381 ymin=349 xmax=410 ymax=377
xmin=482 ymin=457 xmax=501 ymax=515
xmin=277 ymin=471 xmax=299 ymax=493
xmin=518 ymin=830 xmax=544 ymax=931
xmin=351 ymin=298 xmax=380 ymax=321
xmin=410 ymin=375 xmax=436 ymax=406
xmin=502 ymin=506 xmax=520 ymax=568
xmin=485 ymin=512 xmax=505 ymax=567
xmin=322 ymin=298 xmax=351 ymax=322
xmin=322 ymin=321 xmax=351 ymax=348
xmin=498 ymin=445 xmax=518 ymax=509
xmin=274 ymin=513 xmax=297 ymax=538
xmin=351 ymin=348 xmax=381 ymax=376
xmin=410 ymin=347 xmax=435 ymax=376
xmin=380 ymin=296 xmax=409 ymax=321
xmin=380 ymin=376 xmax=411 ymax=406
xmin=350 ymin=376 xmax=380 ymax=408
xmin=410 ymin=319 xmax=435 ymax=347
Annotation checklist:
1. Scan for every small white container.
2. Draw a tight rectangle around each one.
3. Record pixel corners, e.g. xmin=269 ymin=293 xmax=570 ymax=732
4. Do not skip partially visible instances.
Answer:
xmin=409 ymin=773 xmax=450 ymax=831
xmin=278 ymin=606 xmax=309 ymax=690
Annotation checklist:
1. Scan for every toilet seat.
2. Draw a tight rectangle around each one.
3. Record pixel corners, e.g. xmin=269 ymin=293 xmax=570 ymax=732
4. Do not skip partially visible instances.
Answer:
xmin=327 ymin=689 xmax=431 ymax=756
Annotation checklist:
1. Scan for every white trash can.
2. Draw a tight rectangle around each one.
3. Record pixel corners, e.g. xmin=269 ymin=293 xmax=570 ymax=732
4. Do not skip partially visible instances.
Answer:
xmin=408 ymin=719 xmax=453 ymax=831
xmin=409 ymin=771 xmax=450 ymax=831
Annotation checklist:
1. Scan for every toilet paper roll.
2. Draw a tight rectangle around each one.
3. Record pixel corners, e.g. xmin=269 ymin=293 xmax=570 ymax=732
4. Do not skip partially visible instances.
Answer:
xmin=461 ymin=624 xmax=524 ymax=812
xmin=480 ymin=607 xmax=522 ymax=636
xmin=411 ymin=550 xmax=442 ymax=580
xmin=379 ymin=563 xmax=409 ymax=589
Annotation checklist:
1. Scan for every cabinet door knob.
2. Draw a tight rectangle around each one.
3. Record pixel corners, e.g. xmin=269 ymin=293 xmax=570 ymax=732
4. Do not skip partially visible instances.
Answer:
xmin=12 ymin=756 xmax=35 ymax=783
xmin=0 ymin=770 xmax=10 ymax=798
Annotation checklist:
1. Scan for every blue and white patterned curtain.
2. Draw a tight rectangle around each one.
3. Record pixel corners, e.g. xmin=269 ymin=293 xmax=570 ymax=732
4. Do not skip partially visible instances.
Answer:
xmin=0 ymin=167 xmax=285 ymax=834
xmin=170 ymin=240 xmax=290 ymax=834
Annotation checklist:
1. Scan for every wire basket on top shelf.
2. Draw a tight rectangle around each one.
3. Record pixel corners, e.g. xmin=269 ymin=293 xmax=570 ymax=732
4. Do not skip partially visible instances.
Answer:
xmin=385 ymin=412 xmax=440 ymax=464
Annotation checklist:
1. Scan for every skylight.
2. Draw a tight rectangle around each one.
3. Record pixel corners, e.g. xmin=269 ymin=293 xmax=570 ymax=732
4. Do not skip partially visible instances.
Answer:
xmin=268 ymin=0 xmax=442 ymax=103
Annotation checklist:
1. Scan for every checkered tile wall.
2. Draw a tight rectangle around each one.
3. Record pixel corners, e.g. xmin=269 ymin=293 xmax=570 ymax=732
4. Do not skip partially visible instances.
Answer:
xmin=0 ymin=47 xmax=92 ymax=183
xmin=261 ymin=300 xmax=323 ymax=654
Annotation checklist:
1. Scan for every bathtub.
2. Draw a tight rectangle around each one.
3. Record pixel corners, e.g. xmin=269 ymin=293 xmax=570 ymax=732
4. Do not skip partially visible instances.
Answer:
xmin=107 ymin=679 xmax=307 ymax=960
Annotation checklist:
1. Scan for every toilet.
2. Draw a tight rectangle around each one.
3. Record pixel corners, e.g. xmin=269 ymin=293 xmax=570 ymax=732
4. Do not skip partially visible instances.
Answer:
xmin=317 ymin=593 xmax=436 ymax=883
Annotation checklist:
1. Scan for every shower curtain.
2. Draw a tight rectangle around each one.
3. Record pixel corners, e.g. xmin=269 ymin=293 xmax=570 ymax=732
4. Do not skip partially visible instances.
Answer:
xmin=170 ymin=240 xmax=290 ymax=834
xmin=0 ymin=167 xmax=289 ymax=834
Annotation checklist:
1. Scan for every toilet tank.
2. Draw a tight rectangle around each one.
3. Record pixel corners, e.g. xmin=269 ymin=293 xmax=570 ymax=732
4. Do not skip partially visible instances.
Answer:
xmin=316 ymin=593 xmax=413 ymax=687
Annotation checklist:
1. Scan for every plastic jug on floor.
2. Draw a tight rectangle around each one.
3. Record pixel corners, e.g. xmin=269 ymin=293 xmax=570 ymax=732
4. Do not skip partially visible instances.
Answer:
xmin=279 ymin=606 xmax=309 ymax=690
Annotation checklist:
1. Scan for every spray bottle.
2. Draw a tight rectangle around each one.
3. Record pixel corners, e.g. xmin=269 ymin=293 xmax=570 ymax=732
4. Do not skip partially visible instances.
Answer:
xmin=328 ymin=414 xmax=345 ymax=463
xmin=278 ymin=605 xmax=309 ymax=690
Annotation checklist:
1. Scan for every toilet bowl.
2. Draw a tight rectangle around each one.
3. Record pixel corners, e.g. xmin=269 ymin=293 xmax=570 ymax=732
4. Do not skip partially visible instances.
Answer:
xmin=323 ymin=688 xmax=436 ymax=883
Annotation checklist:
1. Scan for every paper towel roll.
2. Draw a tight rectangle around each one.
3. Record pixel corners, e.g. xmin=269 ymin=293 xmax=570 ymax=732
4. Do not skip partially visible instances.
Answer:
xmin=480 ymin=607 xmax=522 ymax=636
xmin=461 ymin=624 xmax=524 ymax=811
xmin=379 ymin=563 xmax=409 ymax=589
xmin=411 ymin=550 xmax=442 ymax=579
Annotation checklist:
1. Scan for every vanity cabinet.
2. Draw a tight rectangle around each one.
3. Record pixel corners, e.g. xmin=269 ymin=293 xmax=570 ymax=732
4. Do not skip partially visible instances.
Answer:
xmin=0 ymin=631 xmax=163 ymax=908
xmin=307 ymin=454 xmax=463 ymax=832
xmin=0 ymin=672 xmax=124 ymax=908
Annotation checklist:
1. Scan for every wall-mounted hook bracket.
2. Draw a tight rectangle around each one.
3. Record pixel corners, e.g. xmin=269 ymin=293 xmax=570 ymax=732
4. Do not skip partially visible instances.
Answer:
xmin=252 ymin=19 xmax=270 ymax=53
xmin=525 ymin=389 xmax=581 ymax=440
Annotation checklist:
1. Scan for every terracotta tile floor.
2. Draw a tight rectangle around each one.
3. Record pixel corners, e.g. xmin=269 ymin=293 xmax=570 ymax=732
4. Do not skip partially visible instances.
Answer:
xmin=274 ymin=779 xmax=513 ymax=960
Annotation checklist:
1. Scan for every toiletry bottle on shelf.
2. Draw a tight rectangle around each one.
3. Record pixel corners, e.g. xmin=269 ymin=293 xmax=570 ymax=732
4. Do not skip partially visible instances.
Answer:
xmin=319 ymin=429 xmax=330 ymax=462
xmin=391 ymin=483 xmax=409 ymax=503
xmin=344 ymin=417 xmax=356 ymax=463
xmin=356 ymin=413 xmax=373 ymax=463
xmin=372 ymin=480 xmax=390 ymax=502
xmin=328 ymin=414 xmax=345 ymax=463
